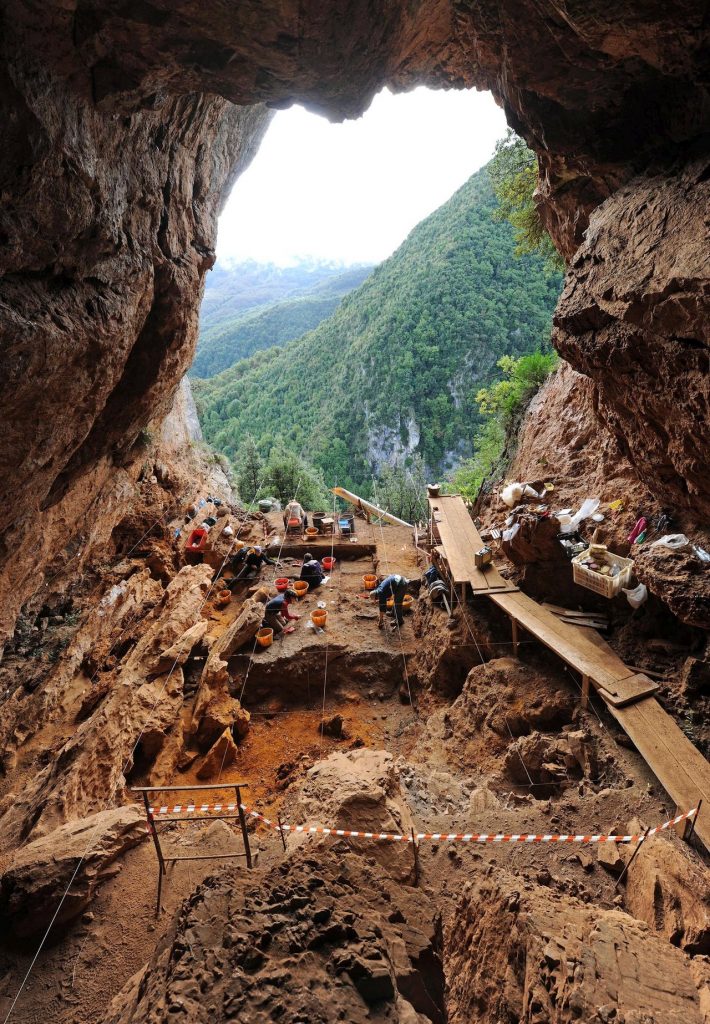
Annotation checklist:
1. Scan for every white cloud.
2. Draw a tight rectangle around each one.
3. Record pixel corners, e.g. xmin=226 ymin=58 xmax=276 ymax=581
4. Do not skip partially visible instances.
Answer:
xmin=216 ymin=86 xmax=507 ymax=267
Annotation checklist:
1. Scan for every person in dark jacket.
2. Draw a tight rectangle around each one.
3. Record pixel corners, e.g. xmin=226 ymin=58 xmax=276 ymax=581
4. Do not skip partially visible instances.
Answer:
xmin=263 ymin=589 xmax=299 ymax=635
xmin=299 ymin=552 xmax=326 ymax=590
xmin=228 ymin=545 xmax=277 ymax=588
xmin=371 ymin=573 xmax=409 ymax=628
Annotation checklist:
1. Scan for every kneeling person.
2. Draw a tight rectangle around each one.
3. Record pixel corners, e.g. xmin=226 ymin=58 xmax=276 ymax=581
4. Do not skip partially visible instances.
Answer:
xmin=299 ymin=552 xmax=326 ymax=590
xmin=263 ymin=589 xmax=300 ymax=635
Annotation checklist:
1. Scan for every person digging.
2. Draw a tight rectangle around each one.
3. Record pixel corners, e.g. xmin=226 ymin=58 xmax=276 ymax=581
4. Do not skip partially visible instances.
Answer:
xmin=263 ymin=589 xmax=300 ymax=635
xmin=371 ymin=573 xmax=410 ymax=630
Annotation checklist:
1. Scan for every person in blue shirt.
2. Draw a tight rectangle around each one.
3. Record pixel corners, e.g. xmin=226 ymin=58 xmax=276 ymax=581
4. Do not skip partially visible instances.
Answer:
xmin=263 ymin=589 xmax=299 ymax=635
xmin=299 ymin=552 xmax=326 ymax=590
xmin=371 ymin=573 xmax=410 ymax=628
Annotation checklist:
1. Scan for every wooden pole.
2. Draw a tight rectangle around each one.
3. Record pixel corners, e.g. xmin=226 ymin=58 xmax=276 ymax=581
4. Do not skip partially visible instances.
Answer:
xmin=411 ymin=827 xmax=420 ymax=886
xmin=277 ymin=813 xmax=288 ymax=852
xmin=687 ymin=800 xmax=703 ymax=844
xmin=511 ymin=617 xmax=519 ymax=657
xmin=235 ymin=786 xmax=252 ymax=868
xmin=581 ymin=674 xmax=590 ymax=711
xmin=615 ymin=827 xmax=651 ymax=891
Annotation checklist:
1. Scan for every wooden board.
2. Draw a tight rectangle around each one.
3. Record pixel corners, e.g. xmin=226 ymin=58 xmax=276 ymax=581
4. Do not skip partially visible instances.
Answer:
xmin=428 ymin=495 xmax=517 ymax=594
xmin=610 ymin=697 xmax=710 ymax=850
xmin=597 ymin=673 xmax=659 ymax=707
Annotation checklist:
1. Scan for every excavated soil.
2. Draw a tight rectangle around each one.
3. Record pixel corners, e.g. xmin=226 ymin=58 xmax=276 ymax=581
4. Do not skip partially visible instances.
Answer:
xmin=2 ymin=498 xmax=710 ymax=1023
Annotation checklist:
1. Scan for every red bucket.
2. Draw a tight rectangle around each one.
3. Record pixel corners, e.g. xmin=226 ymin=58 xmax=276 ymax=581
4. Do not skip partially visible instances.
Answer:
xmin=275 ymin=577 xmax=290 ymax=592
xmin=322 ymin=556 xmax=336 ymax=571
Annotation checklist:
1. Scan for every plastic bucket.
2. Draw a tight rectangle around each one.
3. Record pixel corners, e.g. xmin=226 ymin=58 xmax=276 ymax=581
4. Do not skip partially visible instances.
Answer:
xmin=215 ymin=589 xmax=232 ymax=607
xmin=275 ymin=577 xmax=290 ymax=592
xmin=311 ymin=610 xmax=327 ymax=627
xmin=294 ymin=580 xmax=309 ymax=597
xmin=322 ymin=556 xmax=336 ymax=571
xmin=312 ymin=511 xmax=326 ymax=530
xmin=305 ymin=527 xmax=319 ymax=538
xmin=363 ymin=574 xmax=378 ymax=590
xmin=258 ymin=500 xmax=273 ymax=513
xmin=288 ymin=517 xmax=301 ymax=528
xmin=387 ymin=594 xmax=413 ymax=611
xmin=256 ymin=627 xmax=274 ymax=648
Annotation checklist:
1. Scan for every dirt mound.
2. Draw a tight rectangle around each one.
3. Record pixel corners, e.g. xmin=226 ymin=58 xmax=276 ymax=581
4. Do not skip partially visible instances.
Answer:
xmin=104 ymin=847 xmax=443 ymax=1024
xmin=283 ymin=748 xmax=416 ymax=883
xmin=445 ymin=868 xmax=709 ymax=1023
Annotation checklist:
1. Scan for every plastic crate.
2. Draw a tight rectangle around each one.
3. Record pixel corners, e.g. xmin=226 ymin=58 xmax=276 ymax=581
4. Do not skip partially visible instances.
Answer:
xmin=572 ymin=546 xmax=633 ymax=598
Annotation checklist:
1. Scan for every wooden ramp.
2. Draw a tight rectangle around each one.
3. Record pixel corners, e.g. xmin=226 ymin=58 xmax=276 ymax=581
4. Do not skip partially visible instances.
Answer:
xmin=429 ymin=493 xmax=710 ymax=849
xmin=429 ymin=495 xmax=517 ymax=596
xmin=490 ymin=589 xmax=710 ymax=850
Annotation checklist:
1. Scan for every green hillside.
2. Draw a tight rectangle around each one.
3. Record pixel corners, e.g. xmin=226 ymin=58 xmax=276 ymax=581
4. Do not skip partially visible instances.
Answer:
xmin=194 ymin=164 xmax=562 ymax=491
xmin=193 ymin=263 xmax=372 ymax=377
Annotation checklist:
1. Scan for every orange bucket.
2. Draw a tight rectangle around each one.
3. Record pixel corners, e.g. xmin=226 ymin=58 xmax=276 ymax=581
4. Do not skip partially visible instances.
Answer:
xmin=214 ymin=589 xmax=232 ymax=608
xmin=311 ymin=610 xmax=327 ymax=628
xmin=256 ymin=627 xmax=274 ymax=648
xmin=363 ymin=574 xmax=378 ymax=590
xmin=293 ymin=580 xmax=309 ymax=597
xmin=387 ymin=594 xmax=413 ymax=611
xmin=305 ymin=527 xmax=319 ymax=538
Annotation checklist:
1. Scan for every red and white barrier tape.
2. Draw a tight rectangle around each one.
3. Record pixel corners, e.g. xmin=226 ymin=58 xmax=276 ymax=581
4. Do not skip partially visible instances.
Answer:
xmin=145 ymin=802 xmax=698 ymax=844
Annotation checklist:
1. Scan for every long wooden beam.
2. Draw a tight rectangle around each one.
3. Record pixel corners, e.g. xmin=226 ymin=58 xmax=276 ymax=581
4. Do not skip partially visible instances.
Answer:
xmin=331 ymin=486 xmax=413 ymax=528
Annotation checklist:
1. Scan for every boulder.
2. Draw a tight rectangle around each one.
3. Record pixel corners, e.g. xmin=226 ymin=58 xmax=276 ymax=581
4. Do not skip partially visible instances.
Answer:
xmin=146 ymin=619 xmax=208 ymax=675
xmin=680 ymin=656 xmax=710 ymax=697
xmin=284 ymin=749 xmax=416 ymax=883
xmin=445 ymin=869 xmax=707 ymax=1023
xmin=196 ymin=728 xmax=238 ymax=780
xmin=0 ymin=805 xmax=146 ymax=937
xmin=634 ymin=543 xmax=710 ymax=630
xmin=626 ymin=833 xmax=710 ymax=954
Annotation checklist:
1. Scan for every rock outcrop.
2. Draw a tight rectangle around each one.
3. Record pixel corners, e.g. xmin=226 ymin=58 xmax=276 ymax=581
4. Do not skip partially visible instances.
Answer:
xmin=626 ymin=834 xmax=710 ymax=955
xmin=0 ymin=565 xmax=212 ymax=851
xmin=0 ymin=805 xmax=145 ymax=938
xmin=284 ymin=749 xmax=416 ymax=883
xmin=445 ymin=870 xmax=710 ymax=1023
xmin=104 ymin=847 xmax=443 ymax=1024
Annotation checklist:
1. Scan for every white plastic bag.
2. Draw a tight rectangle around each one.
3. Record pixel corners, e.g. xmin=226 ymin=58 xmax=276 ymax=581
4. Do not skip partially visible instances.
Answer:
xmin=623 ymin=583 xmax=648 ymax=609
xmin=501 ymin=482 xmax=524 ymax=508
xmin=559 ymin=498 xmax=600 ymax=534
xmin=651 ymin=534 xmax=690 ymax=551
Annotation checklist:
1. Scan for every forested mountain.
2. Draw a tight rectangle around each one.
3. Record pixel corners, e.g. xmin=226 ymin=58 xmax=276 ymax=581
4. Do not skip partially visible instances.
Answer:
xmin=194 ymin=262 xmax=372 ymax=377
xmin=194 ymin=164 xmax=562 ymax=491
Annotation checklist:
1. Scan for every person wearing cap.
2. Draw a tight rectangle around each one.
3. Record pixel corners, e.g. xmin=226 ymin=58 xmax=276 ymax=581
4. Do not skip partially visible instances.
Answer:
xmin=371 ymin=573 xmax=410 ymax=628
xmin=299 ymin=552 xmax=326 ymax=590
xmin=228 ymin=544 xmax=277 ymax=587
xmin=263 ymin=589 xmax=300 ymax=635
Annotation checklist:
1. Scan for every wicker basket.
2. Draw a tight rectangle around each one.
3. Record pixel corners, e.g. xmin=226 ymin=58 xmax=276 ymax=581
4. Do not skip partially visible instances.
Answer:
xmin=572 ymin=546 xmax=633 ymax=599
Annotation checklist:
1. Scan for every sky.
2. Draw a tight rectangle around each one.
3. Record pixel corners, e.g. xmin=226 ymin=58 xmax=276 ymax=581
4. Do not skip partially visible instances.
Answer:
xmin=216 ymin=86 xmax=507 ymax=267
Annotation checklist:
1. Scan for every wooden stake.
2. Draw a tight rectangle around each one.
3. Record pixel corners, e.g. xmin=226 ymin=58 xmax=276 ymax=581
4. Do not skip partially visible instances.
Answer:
xmin=511 ymin=616 xmax=519 ymax=657
xmin=277 ymin=813 xmax=288 ymax=852
xmin=687 ymin=800 xmax=702 ymax=845
xmin=411 ymin=827 xmax=420 ymax=886
xmin=615 ymin=827 xmax=651 ymax=891
xmin=581 ymin=674 xmax=590 ymax=710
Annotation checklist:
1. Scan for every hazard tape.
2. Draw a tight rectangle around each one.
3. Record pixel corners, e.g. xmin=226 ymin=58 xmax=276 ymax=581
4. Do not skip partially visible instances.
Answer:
xmin=145 ymin=803 xmax=698 ymax=844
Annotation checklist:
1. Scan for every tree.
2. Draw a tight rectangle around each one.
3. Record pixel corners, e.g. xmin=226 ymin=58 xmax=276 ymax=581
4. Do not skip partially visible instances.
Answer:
xmin=263 ymin=443 xmax=330 ymax=510
xmin=375 ymin=455 xmax=428 ymax=524
xmin=488 ymin=129 xmax=565 ymax=272
xmin=235 ymin=434 xmax=264 ymax=504
xmin=450 ymin=349 xmax=558 ymax=501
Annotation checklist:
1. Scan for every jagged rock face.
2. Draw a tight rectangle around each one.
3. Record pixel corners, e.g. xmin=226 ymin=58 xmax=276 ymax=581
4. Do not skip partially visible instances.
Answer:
xmin=554 ymin=159 xmax=710 ymax=519
xmin=104 ymin=847 xmax=444 ymax=1023
xmin=2 ymin=1 xmax=709 ymax=632
xmin=445 ymin=869 xmax=710 ymax=1023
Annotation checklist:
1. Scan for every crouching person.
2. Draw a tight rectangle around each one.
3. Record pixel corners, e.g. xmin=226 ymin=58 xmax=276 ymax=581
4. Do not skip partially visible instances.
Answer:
xmin=371 ymin=573 xmax=410 ymax=629
xmin=299 ymin=552 xmax=326 ymax=590
xmin=263 ymin=589 xmax=300 ymax=636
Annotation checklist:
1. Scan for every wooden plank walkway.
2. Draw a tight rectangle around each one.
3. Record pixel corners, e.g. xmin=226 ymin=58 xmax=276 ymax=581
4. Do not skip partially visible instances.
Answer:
xmin=429 ymin=495 xmax=517 ymax=595
xmin=430 ymin=495 xmax=710 ymax=849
